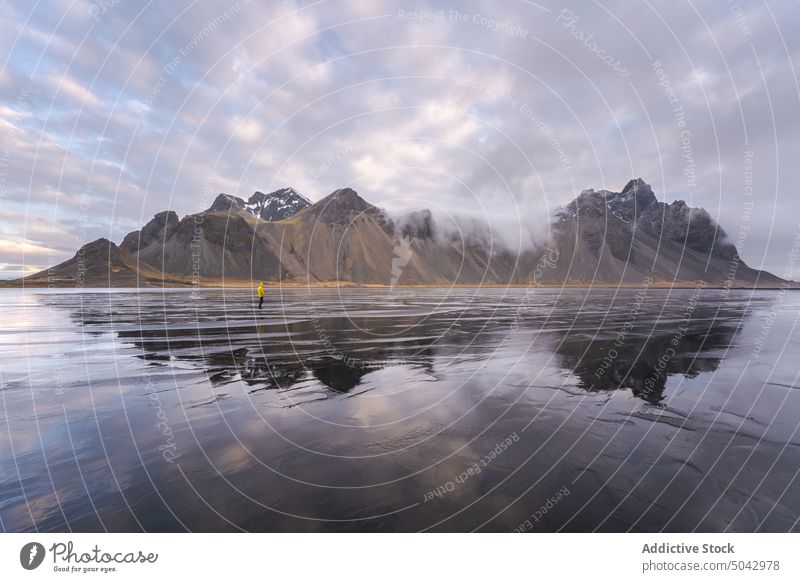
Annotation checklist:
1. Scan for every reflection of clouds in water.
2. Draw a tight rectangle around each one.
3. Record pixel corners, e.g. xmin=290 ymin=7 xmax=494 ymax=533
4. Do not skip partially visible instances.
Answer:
xmin=206 ymin=441 xmax=259 ymax=476
xmin=3 ymin=289 xmax=800 ymax=532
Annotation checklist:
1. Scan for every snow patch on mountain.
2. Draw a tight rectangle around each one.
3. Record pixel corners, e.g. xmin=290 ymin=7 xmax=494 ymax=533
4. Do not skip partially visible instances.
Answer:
xmin=206 ymin=187 xmax=310 ymax=221
xmin=246 ymin=188 xmax=311 ymax=221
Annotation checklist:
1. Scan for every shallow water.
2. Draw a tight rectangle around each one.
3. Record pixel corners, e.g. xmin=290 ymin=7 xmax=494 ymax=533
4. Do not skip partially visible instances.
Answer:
xmin=1 ymin=286 xmax=799 ymax=532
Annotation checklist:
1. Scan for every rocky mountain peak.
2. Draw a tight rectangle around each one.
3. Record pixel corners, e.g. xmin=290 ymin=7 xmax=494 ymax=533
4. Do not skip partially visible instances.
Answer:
xmin=246 ymin=187 xmax=310 ymax=221
xmin=303 ymin=188 xmax=375 ymax=225
xmin=621 ymin=177 xmax=650 ymax=195
xmin=606 ymin=178 xmax=658 ymax=221
xmin=313 ymin=187 xmax=370 ymax=213
xmin=561 ymin=188 xmax=607 ymax=220
xmin=556 ymin=178 xmax=739 ymax=264
xmin=77 ymin=238 xmax=128 ymax=270
xmin=561 ymin=179 xmax=659 ymax=223
xmin=153 ymin=210 xmax=178 ymax=222
xmin=120 ymin=210 xmax=179 ymax=252
xmin=204 ymin=188 xmax=310 ymax=221
xmin=207 ymin=193 xmax=247 ymax=213
xmin=81 ymin=237 xmax=115 ymax=252
xmin=329 ymin=188 xmax=369 ymax=208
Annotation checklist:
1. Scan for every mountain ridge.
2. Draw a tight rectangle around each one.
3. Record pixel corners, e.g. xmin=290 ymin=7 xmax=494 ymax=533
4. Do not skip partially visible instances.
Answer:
xmin=206 ymin=187 xmax=311 ymax=221
xmin=9 ymin=179 xmax=793 ymax=288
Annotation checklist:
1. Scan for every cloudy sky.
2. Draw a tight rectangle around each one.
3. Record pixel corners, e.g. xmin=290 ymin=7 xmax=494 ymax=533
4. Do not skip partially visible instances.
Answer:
xmin=1 ymin=0 xmax=798 ymax=278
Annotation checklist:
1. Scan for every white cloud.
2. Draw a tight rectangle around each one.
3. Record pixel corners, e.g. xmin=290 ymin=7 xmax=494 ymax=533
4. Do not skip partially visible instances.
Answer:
xmin=1 ymin=0 xmax=799 ymax=274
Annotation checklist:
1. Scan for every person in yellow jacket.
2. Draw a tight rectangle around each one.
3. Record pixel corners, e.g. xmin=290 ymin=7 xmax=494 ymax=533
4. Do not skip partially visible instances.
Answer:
xmin=257 ymin=281 xmax=265 ymax=309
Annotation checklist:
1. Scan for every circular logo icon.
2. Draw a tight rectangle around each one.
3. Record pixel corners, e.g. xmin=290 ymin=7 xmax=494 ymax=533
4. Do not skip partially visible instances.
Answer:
xmin=20 ymin=542 xmax=46 ymax=570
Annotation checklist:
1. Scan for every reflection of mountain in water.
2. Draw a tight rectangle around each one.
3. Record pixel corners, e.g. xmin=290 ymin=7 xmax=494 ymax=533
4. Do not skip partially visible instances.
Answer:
xmin=308 ymin=358 xmax=367 ymax=393
xmin=548 ymin=292 xmax=745 ymax=404
xmin=17 ymin=288 xmax=799 ymax=534
xmin=46 ymin=289 xmax=750 ymax=404
xmin=122 ymin=318 xmax=400 ymax=394
xmin=97 ymin=299 xmax=469 ymax=394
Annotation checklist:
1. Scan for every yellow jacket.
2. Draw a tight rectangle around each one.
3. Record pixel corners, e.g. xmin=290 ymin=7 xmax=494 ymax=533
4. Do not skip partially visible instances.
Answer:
xmin=257 ymin=284 xmax=265 ymax=298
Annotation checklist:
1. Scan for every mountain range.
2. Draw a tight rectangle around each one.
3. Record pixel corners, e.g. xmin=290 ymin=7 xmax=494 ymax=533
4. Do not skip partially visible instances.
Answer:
xmin=13 ymin=179 xmax=788 ymax=288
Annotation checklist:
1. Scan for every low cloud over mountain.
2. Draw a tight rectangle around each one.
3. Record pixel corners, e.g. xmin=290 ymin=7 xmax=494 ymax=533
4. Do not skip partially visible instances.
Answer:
xmin=15 ymin=180 xmax=787 ymax=288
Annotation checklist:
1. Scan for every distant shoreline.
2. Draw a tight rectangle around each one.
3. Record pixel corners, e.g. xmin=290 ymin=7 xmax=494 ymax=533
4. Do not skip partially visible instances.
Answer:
xmin=1 ymin=280 xmax=797 ymax=291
